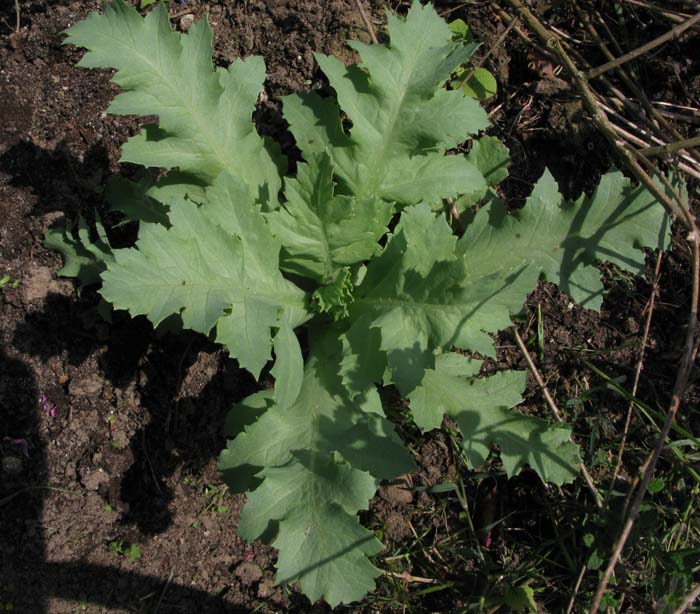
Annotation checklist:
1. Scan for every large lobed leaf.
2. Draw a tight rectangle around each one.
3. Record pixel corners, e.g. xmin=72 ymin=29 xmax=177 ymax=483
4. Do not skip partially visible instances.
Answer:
xmin=459 ymin=169 xmax=672 ymax=310
xmin=101 ymin=172 xmax=308 ymax=379
xmin=45 ymin=215 xmax=115 ymax=288
xmin=341 ymin=169 xmax=670 ymax=402
xmin=408 ymin=353 xmax=581 ymax=484
xmin=282 ymin=0 xmax=489 ymax=205
xmin=220 ymin=338 xmax=414 ymax=489
xmin=266 ymin=153 xmax=393 ymax=284
xmin=239 ymin=451 xmax=383 ymax=608
xmin=64 ymin=0 xmax=283 ymax=207
xmin=219 ymin=340 xmax=414 ymax=606
xmin=338 ymin=167 xmax=666 ymax=485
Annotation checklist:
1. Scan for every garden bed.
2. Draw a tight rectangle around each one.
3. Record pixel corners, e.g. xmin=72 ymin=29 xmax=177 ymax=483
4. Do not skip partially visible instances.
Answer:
xmin=1 ymin=1 xmax=698 ymax=612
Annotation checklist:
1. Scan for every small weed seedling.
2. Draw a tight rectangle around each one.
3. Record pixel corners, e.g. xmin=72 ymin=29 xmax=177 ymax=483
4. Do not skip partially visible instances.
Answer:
xmin=50 ymin=0 xmax=672 ymax=606
xmin=109 ymin=540 xmax=142 ymax=563
xmin=0 ymin=275 xmax=20 ymax=290
xmin=448 ymin=19 xmax=498 ymax=100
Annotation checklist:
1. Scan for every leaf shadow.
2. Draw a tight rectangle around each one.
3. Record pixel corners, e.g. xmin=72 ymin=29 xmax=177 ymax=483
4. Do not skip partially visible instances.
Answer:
xmin=0 ymin=138 xmax=263 ymax=611
xmin=556 ymin=176 xmax=670 ymax=307
xmin=456 ymin=409 xmax=579 ymax=482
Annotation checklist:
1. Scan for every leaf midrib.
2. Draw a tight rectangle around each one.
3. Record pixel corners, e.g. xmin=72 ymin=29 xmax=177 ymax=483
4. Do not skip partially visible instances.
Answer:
xmin=360 ymin=27 xmax=435 ymax=196
xmin=96 ymin=27 xmax=235 ymax=179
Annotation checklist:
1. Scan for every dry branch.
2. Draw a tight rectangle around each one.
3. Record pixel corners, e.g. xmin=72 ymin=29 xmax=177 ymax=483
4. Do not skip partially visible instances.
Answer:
xmin=497 ymin=2 xmax=700 ymax=611
xmin=585 ymin=11 xmax=700 ymax=80
xmin=512 ymin=327 xmax=603 ymax=509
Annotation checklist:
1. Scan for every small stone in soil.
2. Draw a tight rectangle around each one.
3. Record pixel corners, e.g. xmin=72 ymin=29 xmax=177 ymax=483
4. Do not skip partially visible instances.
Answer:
xmin=21 ymin=266 xmax=73 ymax=304
xmin=257 ymin=577 xmax=275 ymax=598
xmin=380 ymin=483 xmax=413 ymax=505
xmin=180 ymin=14 xmax=195 ymax=31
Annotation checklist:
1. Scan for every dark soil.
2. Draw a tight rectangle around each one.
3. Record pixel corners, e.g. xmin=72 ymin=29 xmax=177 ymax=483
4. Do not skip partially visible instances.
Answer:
xmin=1 ymin=1 xmax=697 ymax=613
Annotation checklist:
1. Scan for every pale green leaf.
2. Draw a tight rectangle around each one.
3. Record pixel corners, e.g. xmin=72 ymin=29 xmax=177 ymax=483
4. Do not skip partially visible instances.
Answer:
xmin=458 ymin=67 xmax=498 ymax=100
xmin=349 ymin=202 xmax=533 ymax=391
xmin=221 ymin=390 xmax=275 ymax=494
xmin=105 ymin=176 xmax=170 ymax=226
xmin=504 ymin=583 xmax=538 ymax=613
xmin=399 ymin=203 xmax=457 ymax=275
xmin=283 ymin=1 xmax=488 ymax=205
xmin=45 ymin=215 xmax=115 ymax=287
xmin=106 ymin=171 xmax=208 ymax=226
xmin=219 ymin=343 xmax=414 ymax=483
xmin=408 ymin=352 xmax=483 ymax=430
xmin=219 ymin=344 xmax=413 ymax=603
xmin=346 ymin=167 xmax=669 ymax=398
xmin=64 ymin=0 xmax=283 ymax=207
xmin=311 ymin=267 xmax=355 ymax=321
xmin=448 ymin=19 xmax=473 ymax=42
xmin=223 ymin=390 xmax=274 ymax=440
xmin=456 ymin=403 xmax=581 ymax=485
xmin=239 ymin=451 xmax=381 ymax=607
xmin=409 ymin=355 xmax=580 ymax=484
xmin=459 ymin=169 xmax=671 ymax=310
xmin=339 ymin=314 xmax=386 ymax=400
xmin=101 ymin=172 xmax=308 ymax=378
xmin=267 ymin=153 xmax=393 ymax=283
xmin=271 ymin=322 xmax=304 ymax=409
xmin=450 ymin=136 xmax=510 ymax=213
xmin=468 ymin=136 xmax=510 ymax=187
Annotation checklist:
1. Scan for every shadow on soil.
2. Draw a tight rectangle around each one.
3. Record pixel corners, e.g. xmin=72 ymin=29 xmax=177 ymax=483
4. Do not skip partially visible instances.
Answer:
xmin=0 ymin=140 xmax=258 ymax=612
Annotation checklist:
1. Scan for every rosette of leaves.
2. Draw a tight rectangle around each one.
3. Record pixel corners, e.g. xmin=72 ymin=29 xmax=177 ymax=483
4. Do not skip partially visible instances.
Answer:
xmin=52 ymin=0 xmax=671 ymax=606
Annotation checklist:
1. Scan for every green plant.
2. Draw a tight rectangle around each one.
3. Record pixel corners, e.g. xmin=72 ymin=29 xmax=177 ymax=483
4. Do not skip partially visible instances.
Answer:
xmin=448 ymin=18 xmax=498 ymax=100
xmin=0 ymin=275 xmax=20 ymax=290
xmin=50 ymin=0 xmax=671 ymax=606
xmin=109 ymin=540 xmax=142 ymax=563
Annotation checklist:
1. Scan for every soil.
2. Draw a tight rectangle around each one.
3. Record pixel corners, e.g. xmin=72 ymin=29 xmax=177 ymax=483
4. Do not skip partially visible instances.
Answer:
xmin=0 ymin=1 xmax=697 ymax=613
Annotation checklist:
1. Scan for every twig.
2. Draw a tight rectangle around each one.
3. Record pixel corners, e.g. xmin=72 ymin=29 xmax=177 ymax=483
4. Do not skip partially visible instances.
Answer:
xmin=0 ymin=485 xmax=80 ymax=507
xmin=512 ymin=327 xmax=604 ymax=509
xmin=500 ymin=0 xmax=695 ymax=228
xmin=14 ymin=0 xmax=20 ymax=34
xmin=577 ymin=6 xmax=700 ymax=167
xmin=653 ymin=101 xmax=700 ymax=113
xmin=456 ymin=17 xmax=519 ymax=90
xmin=657 ymin=109 xmax=700 ymax=125
xmin=595 ymin=99 xmax=700 ymax=179
xmin=607 ymin=252 xmax=663 ymax=502
xmin=353 ymin=0 xmax=378 ymax=45
xmin=566 ymin=560 xmax=588 ymax=614
xmin=490 ymin=5 xmax=558 ymax=66
xmin=153 ymin=569 xmax=175 ymax=613
xmin=497 ymin=5 xmax=700 ymax=611
xmin=673 ymin=583 xmax=700 ymax=614
xmin=141 ymin=430 xmax=163 ymax=495
xmin=585 ymin=11 xmax=700 ymax=80
xmin=590 ymin=172 xmax=700 ymax=614
xmin=620 ymin=0 xmax=695 ymax=26
xmin=168 ymin=9 xmax=193 ymax=21
xmin=385 ymin=571 xmax=439 ymax=585
xmin=641 ymin=136 xmax=700 ymax=158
